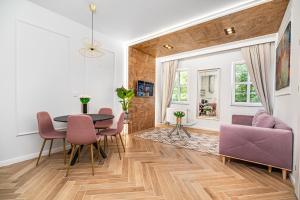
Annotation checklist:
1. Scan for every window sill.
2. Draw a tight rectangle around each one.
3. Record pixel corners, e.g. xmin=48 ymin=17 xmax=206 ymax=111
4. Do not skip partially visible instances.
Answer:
xmin=231 ymin=103 xmax=263 ymax=107
xmin=171 ymin=101 xmax=190 ymax=105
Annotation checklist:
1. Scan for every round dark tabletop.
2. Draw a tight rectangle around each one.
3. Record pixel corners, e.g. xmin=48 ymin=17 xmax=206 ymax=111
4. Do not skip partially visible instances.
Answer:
xmin=53 ymin=114 xmax=114 ymax=123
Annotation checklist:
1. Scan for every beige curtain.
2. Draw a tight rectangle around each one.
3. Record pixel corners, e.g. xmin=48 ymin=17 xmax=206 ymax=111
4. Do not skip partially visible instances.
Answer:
xmin=161 ymin=60 xmax=179 ymax=122
xmin=241 ymin=42 xmax=274 ymax=114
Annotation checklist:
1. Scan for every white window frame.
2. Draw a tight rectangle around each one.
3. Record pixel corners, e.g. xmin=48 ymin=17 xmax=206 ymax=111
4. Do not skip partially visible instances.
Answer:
xmin=172 ymin=69 xmax=189 ymax=105
xmin=231 ymin=61 xmax=262 ymax=107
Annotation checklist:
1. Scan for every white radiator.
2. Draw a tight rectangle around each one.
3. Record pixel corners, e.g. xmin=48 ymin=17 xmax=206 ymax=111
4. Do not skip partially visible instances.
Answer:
xmin=166 ymin=107 xmax=188 ymax=125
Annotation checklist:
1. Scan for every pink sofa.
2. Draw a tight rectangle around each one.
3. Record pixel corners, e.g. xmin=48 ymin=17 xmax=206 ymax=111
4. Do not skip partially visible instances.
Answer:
xmin=219 ymin=113 xmax=293 ymax=180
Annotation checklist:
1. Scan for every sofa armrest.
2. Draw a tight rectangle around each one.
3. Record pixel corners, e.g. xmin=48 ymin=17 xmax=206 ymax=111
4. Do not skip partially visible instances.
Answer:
xmin=219 ymin=124 xmax=293 ymax=170
xmin=232 ymin=115 xmax=253 ymax=126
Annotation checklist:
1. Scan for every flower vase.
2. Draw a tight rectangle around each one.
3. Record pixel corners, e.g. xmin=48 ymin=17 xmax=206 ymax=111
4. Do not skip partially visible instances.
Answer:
xmin=82 ymin=103 xmax=88 ymax=114
xmin=124 ymin=112 xmax=129 ymax=120
xmin=176 ymin=117 xmax=182 ymax=126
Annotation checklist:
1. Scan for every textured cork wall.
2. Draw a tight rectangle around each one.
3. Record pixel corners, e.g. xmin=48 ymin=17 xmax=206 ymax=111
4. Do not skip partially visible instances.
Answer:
xmin=128 ymin=47 xmax=155 ymax=132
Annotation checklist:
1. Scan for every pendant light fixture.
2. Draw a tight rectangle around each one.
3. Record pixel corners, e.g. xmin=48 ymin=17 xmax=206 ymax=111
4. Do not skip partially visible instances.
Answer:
xmin=79 ymin=3 xmax=104 ymax=58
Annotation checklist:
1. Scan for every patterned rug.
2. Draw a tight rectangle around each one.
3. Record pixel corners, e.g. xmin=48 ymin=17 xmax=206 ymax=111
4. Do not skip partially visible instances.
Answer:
xmin=135 ymin=128 xmax=219 ymax=155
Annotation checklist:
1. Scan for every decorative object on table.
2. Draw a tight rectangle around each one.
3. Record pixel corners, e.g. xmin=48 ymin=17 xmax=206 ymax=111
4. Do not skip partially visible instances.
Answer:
xmin=115 ymin=86 xmax=134 ymax=119
xmin=79 ymin=3 xmax=104 ymax=58
xmin=168 ymin=111 xmax=191 ymax=138
xmin=197 ymin=68 xmax=220 ymax=120
xmin=135 ymin=128 xmax=219 ymax=155
xmin=80 ymin=95 xmax=91 ymax=114
xmin=275 ymin=21 xmax=291 ymax=95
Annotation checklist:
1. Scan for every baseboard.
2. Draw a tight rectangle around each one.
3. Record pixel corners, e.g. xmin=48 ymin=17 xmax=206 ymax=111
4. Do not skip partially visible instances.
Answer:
xmin=0 ymin=145 xmax=71 ymax=167
xmin=289 ymin=173 xmax=295 ymax=187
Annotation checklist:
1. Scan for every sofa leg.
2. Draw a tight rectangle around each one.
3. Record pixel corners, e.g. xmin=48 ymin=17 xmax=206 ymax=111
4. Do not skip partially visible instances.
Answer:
xmin=227 ymin=158 xmax=231 ymax=163
xmin=221 ymin=156 xmax=226 ymax=165
xmin=268 ymin=166 xmax=272 ymax=173
xmin=282 ymin=169 xmax=287 ymax=180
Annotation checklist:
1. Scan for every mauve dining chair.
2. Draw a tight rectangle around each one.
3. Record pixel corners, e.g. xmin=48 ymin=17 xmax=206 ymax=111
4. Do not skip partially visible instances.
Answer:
xmin=99 ymin=112 xmax=125 ymax=160
xmin=94 ymin=108 xmax=113 ymax=130
xmin=36 ymin=112 xmax=66 ymax=166
xmin=66 ymin=115 xmax=102 ymax=176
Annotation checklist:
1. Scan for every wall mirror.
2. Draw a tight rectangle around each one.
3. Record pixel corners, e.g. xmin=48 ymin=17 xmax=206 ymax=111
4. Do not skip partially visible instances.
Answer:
xmin=197 ymin=68 xmax=220 ymax=120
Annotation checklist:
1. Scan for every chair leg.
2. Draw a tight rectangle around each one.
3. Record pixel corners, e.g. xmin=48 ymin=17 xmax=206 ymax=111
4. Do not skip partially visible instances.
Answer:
xmin=66 ymin=144 xmax=75 ymax=177
xmin=115 ymin=136 xmax=121 ymax=160
xmin=104 ymin=136 xmax=108 ymax=152
xmin=96 ymin=141 xmax=101 ymax=162
xmin=119 ymin=134 xmax=125 ymax=152
xmin=111 ymin=136 xmax=113 ymax=142
xmin=63 ymin=139 xmax=66 ymax=165
xmin=48 ymin=139 xmax=53 ymax=157
xmin=36 ymin=139 xmax=47 ymax=166
xmin=90 ymin=144 xmax=94 ymax=176
xmin=78 ymin=146 xmax=81 ymax=163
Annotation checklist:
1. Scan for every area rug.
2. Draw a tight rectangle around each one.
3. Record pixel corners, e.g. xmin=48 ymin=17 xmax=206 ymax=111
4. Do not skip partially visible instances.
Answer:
xmin=135 ymin=128 xmax=219 ymax=155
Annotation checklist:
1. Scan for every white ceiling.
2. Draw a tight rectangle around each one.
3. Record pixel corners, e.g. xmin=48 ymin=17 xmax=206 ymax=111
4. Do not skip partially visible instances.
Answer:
xmin=28 ymin=0 xmax=265 ymax=42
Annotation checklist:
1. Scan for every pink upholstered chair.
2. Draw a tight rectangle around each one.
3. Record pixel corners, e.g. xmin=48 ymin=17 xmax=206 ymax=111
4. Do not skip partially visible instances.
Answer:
xmin=66 ymin=115 xmax=102 ymax=176
xmin=99 ymin=113 xmax=125 ymax=159
xmin=94 ymin=108 xmax=113 ymax=130
xmin=36 ymin=112 xmax=66 ymax=166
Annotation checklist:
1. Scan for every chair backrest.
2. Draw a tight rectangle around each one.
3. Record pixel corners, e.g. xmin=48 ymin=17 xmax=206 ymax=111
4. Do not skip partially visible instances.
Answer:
xmin=37 ymin=111 xmax=55 ymax=138
xmin=98 ymin=108 xmax=113 ymax=115
xmin=67 ymin=115 xmax=97 ymax=145
xmin=116 ymin=112 xmax=125 ymax=133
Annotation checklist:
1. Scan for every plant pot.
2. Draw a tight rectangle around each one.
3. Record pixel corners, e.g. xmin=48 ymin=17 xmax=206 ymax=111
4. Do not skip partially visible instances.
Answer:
xmin=176 ymin=117 xmax=182 ymax=125
xmin=82 ymin=103 xmax=88 ymax=114
xmin=124 ymin=112 xmax=129 ymax=120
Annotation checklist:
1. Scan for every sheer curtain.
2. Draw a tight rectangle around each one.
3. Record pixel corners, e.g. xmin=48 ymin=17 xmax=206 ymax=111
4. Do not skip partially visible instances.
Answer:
xmin=161 ymin=60 xmax=179 ymax=122
xmin=241 ymin=42 xmax=275 ymax=114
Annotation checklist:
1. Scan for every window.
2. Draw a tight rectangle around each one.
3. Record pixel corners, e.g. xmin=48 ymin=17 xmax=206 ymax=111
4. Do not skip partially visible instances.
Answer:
xmin=232 ymin=62 xmax=261 ymax=106
xmin=172 ymin=70 xmax=188 ymax=103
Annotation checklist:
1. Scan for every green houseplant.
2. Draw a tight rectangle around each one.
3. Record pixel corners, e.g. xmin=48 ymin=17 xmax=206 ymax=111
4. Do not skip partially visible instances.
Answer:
xmin=115 ymin=86 xmax=134 ymax=118
xmin=173 ymin=111 xmax=185 ymax=125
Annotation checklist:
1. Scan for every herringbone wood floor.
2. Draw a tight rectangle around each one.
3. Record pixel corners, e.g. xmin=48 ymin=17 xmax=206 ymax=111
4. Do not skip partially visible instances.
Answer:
xmin=0 ymin=129 xmax=297 ymax=200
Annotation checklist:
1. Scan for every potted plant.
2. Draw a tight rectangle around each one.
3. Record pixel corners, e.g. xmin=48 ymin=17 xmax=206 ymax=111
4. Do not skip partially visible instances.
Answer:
xmin=80 ymin=95 xmax=91 ymax=114
xmin=173 ymin=111 xmax=185 ymax=125
xmin=115 ymin=86 xmax=134 ymax=119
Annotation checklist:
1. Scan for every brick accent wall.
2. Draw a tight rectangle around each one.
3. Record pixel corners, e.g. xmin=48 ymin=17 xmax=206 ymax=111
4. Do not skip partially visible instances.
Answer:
xmin=128 ymin=47 xmax=155 ymax=132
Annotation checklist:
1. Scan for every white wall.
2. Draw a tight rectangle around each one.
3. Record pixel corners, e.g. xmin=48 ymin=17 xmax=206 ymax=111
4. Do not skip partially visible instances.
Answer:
xmin=156 ymin=49 xmax=263 ymax=131
xmin=0 ymin=0 xmax=125 ymax=166
xmin=273 ymin=0 xmax=300 ymax=197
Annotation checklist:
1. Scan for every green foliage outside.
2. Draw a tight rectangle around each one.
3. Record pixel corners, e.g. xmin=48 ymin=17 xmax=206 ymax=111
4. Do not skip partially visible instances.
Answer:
xmin=172 ymin=71 xmax=188 ymax=102
xmin=234 ymin=64 xmax=260 ymax=103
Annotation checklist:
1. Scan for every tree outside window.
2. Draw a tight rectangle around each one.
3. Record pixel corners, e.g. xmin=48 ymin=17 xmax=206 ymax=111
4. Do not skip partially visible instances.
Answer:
xmin=232 ymin=63 xmax=261 ymax=106
xmin=172 ymin=71 xmax=188 ymax=103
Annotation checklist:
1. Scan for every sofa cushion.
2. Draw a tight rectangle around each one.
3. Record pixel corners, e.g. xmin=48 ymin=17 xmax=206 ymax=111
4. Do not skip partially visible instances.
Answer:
xmin=253 ymin=113 xmax=275 ymax=128
xmin=274 ymin=118 xmax=292 ymax=131
xmin=252 ymin=110 xmax=267 ymax=126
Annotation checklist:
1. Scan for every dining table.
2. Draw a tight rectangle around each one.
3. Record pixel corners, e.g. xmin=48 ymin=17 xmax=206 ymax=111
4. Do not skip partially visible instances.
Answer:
xmin=54 ymin=114 xmax=114 ymax=166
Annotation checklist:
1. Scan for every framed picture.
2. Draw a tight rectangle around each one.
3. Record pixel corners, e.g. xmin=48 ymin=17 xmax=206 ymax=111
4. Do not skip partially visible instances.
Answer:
xmin=197 ymin=68 xmax=220 ymax=120
xmin=275 ymin=21 xmax=291 ymax=96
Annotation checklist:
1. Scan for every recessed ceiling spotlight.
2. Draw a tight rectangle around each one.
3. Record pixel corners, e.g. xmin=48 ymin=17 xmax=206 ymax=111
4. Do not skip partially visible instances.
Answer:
xmin=163 ymin=44 xmax=174 ymax=50
xmin=224 ymin=27 xmax=236 ymax=35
